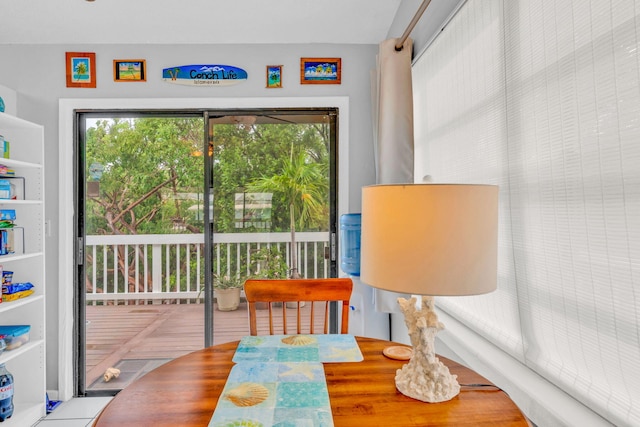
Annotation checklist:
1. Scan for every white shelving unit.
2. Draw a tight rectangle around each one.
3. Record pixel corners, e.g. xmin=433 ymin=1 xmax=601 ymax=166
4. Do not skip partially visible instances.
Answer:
xmin=0 ymin=112 xmax=45 ymax=426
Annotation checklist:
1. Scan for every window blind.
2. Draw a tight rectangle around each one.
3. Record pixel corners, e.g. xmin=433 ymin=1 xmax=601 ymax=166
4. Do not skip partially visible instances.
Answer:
xmin=412 ymin=0 xmax=640 ymax=425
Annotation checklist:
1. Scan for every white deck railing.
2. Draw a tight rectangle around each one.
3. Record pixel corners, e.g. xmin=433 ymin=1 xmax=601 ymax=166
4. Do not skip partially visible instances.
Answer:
xmin=84 ymin=232 xmax=330 ymax=304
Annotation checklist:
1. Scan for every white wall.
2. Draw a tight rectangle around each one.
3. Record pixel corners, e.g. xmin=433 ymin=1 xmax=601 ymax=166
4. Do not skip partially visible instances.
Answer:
xmin=0 ymin=43 xmax=379 ymax=394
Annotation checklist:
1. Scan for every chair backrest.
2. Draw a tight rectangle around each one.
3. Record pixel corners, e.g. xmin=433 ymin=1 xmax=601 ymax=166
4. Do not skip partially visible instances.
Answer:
xmin=244 ymin=278 xmax=353 ymax=336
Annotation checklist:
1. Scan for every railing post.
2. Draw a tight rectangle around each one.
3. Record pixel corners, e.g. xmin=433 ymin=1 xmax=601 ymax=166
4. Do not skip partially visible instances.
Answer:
xmin=152 ymin=243 xmax=162 ymax=304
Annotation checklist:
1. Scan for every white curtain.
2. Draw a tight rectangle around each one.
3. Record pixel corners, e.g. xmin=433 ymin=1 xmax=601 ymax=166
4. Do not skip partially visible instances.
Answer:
xmin=370 ymin=37 xmax=414 ymax=312
xmin=412 ymin=0 xmax=640 ymax=425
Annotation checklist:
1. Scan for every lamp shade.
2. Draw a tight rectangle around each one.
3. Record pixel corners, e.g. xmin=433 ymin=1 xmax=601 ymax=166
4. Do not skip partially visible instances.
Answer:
xmin=360 ymin=184 xmax=498 ymax=296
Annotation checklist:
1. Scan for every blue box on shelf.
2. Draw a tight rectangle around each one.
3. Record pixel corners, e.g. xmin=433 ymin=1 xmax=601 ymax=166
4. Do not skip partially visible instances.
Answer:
xmin=0 ymin=325 xmax=30 ymax=350
xmin=0 ymin=210 xmax=15 ymax=221
xmin=0 ymin=180 xmax=10 ymax=199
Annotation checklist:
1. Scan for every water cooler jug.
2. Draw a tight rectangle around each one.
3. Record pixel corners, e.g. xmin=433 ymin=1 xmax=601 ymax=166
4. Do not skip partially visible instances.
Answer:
xmin=340 ymin=214 xmax=389 ymax=339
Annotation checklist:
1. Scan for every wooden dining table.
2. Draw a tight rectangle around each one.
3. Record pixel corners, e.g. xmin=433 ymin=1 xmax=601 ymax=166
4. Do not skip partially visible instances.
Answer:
xmin=93 ymin=336 xmax=529 ymax=426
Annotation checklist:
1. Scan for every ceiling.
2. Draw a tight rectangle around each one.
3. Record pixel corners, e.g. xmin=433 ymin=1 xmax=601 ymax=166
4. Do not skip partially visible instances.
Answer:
xmin=0 ymin=0 xmax=405 ymax=45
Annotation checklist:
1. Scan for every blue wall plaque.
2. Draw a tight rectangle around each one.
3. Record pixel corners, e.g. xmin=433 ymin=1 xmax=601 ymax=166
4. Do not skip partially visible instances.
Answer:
xmin=162 ymin=64 xmax=248 ymax=86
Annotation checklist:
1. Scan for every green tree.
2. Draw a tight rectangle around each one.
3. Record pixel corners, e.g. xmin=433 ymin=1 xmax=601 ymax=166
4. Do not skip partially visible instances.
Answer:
xmin=84 ymin=116 xmax=330 ymax=294
xmin=86 ymin=117 xmax=203 ymax=236
xmin=211 ymin=121 xmax=329 ymax=234
xmin=246 ymin=150 xmax=327 ymax=278
xmin=85 ymin=117 xmax=204 ymax=295
xmin=75 ymin=61 xmax=87 ymax=76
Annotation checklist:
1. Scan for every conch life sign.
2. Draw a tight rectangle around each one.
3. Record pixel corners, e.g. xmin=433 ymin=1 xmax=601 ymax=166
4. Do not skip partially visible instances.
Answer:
xmin=162 ymin=64 xmax=248 ymax=86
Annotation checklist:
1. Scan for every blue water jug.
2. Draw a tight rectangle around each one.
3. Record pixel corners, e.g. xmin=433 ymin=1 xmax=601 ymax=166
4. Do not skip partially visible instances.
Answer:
xmin=0 ymin=362 xmax=13 ymax=422
xmin=340 ymin=213 xmax=361 ymax=276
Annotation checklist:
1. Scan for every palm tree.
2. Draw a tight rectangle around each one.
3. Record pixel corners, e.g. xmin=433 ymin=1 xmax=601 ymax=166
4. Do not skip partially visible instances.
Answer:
xmin=247 ymin=150 xmax=327 ymax=278
xmin=75 ymin=61 xmax=87 ymax=77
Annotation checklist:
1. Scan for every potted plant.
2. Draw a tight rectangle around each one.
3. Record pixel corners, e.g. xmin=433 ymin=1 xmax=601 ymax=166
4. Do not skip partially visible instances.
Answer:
xmin=249 ymin=246 xmax=308 ymax=309
xmin=214 ymin=274 xmax=244 ymax=311
xmin=249 ymin=247 xmax=290 ymax=309
xmin=250 ymin=246 xmax=289 ymax=280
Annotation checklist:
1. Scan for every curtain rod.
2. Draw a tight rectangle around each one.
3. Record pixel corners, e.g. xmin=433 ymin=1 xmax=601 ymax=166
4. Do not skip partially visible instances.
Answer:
xmin=395 ymin=0 xmax=433 ymax=51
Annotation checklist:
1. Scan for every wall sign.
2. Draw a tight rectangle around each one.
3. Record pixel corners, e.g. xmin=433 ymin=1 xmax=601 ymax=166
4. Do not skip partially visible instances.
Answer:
xmin=162 ymin=64 xmax=248 ymax=86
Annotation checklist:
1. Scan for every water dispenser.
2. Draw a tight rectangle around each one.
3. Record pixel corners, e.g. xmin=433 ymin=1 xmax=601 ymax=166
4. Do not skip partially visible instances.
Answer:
xmin=340 ymin=213 xmax=389 ymax=339
xmin=340 ymin=213 xmax=361 ymax=276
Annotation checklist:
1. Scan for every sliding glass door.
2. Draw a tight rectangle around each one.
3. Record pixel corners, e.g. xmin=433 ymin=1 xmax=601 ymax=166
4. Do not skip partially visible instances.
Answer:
xmin=75 ymin=108 xmax=338 ymax=396
xmin=77 ymin=112 xmax=206 ymax=395
xmin=203 ymin=109 xmax=339 ymax=345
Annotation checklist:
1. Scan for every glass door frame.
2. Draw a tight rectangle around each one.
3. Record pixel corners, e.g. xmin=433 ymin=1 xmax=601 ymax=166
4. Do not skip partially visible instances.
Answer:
xmin=72 ymin=105 xmax=341 ymax=395
xmin=74 ymin=109 xmax=207 ymax=396
xmin=59 ymin=97 xmax=349 ymax=401
xmin=203 ymin=108 xmax=340 ymax=346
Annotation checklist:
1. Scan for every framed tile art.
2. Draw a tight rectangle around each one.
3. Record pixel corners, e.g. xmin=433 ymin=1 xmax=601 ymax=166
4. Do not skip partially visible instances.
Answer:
xmin=266 ymin=65 xmax=282 ymax=88
xmin=113 ymin=59 xmax=146 ymax=82
xmin=300 ymin=57 xmax=341 ymax=84
xmin=66 ymin=52 xmax=96 ymax=88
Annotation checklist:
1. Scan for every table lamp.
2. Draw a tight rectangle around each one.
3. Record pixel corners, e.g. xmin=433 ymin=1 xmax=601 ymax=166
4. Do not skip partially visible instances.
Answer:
xmin=360 ymin=183 xmax=498 ymax=403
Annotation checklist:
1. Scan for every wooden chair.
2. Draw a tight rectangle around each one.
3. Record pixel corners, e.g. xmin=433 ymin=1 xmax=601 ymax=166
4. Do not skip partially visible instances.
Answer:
xmin=244 ymin=278 xmax=353 ymax=336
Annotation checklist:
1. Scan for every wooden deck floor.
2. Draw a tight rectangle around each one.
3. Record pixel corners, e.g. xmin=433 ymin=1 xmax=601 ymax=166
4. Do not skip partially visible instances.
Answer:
xmin=85 ymin=301 xmax=326 ymax=390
